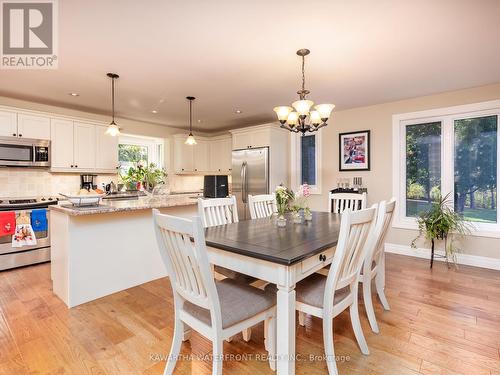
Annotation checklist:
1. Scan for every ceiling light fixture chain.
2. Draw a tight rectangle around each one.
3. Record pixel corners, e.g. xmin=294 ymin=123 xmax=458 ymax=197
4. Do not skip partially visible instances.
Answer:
xmin=273 ymin=49 xmax=334 ymax=135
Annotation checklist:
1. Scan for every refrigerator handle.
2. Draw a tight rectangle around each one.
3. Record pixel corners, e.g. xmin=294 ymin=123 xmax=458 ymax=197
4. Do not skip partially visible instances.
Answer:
xmin=241 ymin=161 xmax=248 ymax=203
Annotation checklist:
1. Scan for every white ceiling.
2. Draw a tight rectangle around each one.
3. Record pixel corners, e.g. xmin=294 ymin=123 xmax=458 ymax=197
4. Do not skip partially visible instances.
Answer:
xmin=1 ymin=0 xmax=500 ymax=132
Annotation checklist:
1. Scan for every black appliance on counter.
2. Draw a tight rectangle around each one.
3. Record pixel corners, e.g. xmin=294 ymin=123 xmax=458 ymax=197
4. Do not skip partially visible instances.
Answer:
xmin=204 ymin=175 xmax=229 ymax=198
xmin=80 ymin=174 xmax=97 ymax=190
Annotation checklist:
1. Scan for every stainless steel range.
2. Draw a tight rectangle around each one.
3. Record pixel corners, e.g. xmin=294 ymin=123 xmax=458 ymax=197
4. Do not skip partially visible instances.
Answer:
xmin=0 ymin=197 xmax=59 ymax=270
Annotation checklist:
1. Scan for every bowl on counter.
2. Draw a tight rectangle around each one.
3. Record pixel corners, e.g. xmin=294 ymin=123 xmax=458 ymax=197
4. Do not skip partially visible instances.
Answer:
xmin=59 ymin=193 xmax=107 ymax=207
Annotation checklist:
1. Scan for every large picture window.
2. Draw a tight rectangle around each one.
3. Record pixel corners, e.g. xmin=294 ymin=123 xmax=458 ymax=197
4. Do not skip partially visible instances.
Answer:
xmin=393 ymin=100 xmax=500 ymax=236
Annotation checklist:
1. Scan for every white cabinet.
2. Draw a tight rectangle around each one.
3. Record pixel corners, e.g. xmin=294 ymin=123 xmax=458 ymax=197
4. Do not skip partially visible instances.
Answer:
xmin=174 ymin=137 xmax=194 ymax=173
xmin=51 ymin=119 xmax=74 ymax=169
xmin=73 ymin=122 xmax=96 ymax=170
xmin=17 ymin=114 xmax=50 ymax=139
xmin=0 ymin=111 xmax=18 ymax=137
xmin=193 ymin=140 xmax=210 ymax=172
xmin=232 ymin=127 xmax=272 ymax=149
xmin=52 ymin=120 xmax=117 ymax=173
xmin=95 ymin=125 xmax=119 ymax=172
xmin=210 ymin=137 xmax=232 ymax=173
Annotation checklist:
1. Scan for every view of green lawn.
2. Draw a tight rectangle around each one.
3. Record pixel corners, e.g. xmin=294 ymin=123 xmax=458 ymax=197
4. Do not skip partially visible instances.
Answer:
xmin=406 ymin=199 xmax=496 ymax=223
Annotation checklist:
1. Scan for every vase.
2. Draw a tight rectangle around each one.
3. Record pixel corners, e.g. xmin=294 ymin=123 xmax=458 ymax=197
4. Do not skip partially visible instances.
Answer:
xmin=304 ymin=210 xmax=313 ymax=221
xmin=277 ymin=215 xmax=287 ymax=228
xmin=292 ymin=211 xmax=303 ymax=224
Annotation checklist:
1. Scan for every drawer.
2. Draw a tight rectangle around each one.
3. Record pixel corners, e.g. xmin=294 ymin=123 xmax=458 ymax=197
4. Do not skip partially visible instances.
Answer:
xmin=301 ymin=247 xmax=335 ymax=275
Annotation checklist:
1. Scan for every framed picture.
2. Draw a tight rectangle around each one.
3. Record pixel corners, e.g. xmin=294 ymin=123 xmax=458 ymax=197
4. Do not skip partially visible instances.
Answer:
xmin=339 ymin=130 xmax=370 ymax=171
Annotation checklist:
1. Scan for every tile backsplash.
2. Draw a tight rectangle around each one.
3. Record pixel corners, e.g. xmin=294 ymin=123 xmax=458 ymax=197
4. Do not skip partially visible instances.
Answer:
xmin=0 ymin=169 xmax=209 ymax=197
xmin=0 ymin=169 xmax=117 ymax=197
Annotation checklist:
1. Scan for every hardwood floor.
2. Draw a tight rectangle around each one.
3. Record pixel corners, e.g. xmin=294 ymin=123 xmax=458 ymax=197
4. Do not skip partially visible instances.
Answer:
xmin=0 ymin=253 xmax=499 ymax=374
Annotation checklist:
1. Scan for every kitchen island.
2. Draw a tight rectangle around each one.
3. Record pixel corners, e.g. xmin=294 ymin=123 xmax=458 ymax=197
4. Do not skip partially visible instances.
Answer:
xmin=49 ymin=195 xmax=198 ymax=308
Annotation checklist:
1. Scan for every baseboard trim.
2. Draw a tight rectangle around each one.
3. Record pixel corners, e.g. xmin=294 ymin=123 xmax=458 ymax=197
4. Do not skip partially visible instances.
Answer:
xmin=384 ymin=243 xmax=500 ymax=271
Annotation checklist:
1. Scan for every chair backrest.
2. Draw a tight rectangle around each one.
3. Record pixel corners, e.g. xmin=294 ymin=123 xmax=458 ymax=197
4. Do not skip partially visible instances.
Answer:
xmin=323 ymin=206 xmax=378 ymax=309
xmin=329 ymin=192 xmax=367 ymax=213
xmin=248 ymin=194 xmax=277 ymax=219
xmin=198 ymin=196 xmax=239 ymax=228
xmin=153 ymin=210 xmax=222 ymax=326
xmin=371 ymin=198 xmax=396 ymax=266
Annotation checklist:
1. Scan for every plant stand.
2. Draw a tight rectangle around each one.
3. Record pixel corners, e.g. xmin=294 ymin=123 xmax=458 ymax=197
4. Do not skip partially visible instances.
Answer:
xmin=429 ymin=238 xmax=448 ymax=269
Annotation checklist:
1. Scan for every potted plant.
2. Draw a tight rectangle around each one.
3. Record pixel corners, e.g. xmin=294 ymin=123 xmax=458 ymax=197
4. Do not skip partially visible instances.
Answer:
xmin=120 ymin=163 xmax=167 ymax=192
xmin=411 ymin=192 xmax=471 ymax=268
xmin=275 ymin=185 xmax=294 ymax=227
xmin=292 ymin=184 xmax=312 ymax=223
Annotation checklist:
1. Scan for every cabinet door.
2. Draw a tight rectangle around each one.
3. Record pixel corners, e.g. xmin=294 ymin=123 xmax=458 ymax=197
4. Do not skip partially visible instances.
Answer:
xmin=232 ymin=133 xmax=248 ymax=150
xmin=17 ymin=114 xmax=50 ymax=139
xmin=221 ymin=137 xmax=233 ymax=172
xmin=174 ymin=138 xmax=194 ymax=173
xmin=74 ymin=122 xmax=96 ymax=170
xmin=209 ymin=139 xmax=223 ymax=172
xmin=193 ymin=140 xmax=210 ymax=172
xmin=95 ymin=125 xmax=119 ymax=171
xmin=50 ymin=119 xmax=74 ymax=169
xmin=0 ymin=111 xmax=18 ymax=137
xmin=250 ymin=129 xmax=270 ymax=148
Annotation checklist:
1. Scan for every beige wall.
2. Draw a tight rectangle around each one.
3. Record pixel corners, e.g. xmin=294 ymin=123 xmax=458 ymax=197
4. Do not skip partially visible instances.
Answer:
xmin=307 ymin=82 xmax=500 ymax=259
xmin=0 ymin=96 xmax=213 ymax=194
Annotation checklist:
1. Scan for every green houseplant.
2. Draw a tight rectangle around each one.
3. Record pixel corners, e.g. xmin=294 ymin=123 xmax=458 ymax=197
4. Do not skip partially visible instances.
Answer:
xmin=120 ymin=163 xmax=167 ymax=192
xmin=411 ymin=192 xmax=471 ymax=268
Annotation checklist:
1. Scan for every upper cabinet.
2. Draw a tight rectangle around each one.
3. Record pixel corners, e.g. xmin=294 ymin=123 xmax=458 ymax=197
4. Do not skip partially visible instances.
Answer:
xmin=193 ymin=139 xmax=210 ymax=172
xmin=231 ymin=127 xmax=273 ymax=149
xmin=173 ymin=134 xmax=232 ymax=174
xmin=0 ymin=110 xmax=50 ymax=140
xmin=51 ymin=119 xmax=118 ymax=173
xmin=0 ymin=111 xmax=18 ymax=137
xmin=95 ymin=125 xmax=119 ymax=171
xmin=174 ymin=136 xmax=194 ymax=173
xmin=17 ymin=114 xmax=50 ymax=139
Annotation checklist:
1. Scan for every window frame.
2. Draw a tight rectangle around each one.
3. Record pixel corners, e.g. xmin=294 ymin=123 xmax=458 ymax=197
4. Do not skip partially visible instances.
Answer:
xmin=118 ymin=134 xmax=165 ymax=170
xmin=291 ymin=131 xmax=322 ymax=194
xmin=392 ymin=100 xmax=500 ymax=238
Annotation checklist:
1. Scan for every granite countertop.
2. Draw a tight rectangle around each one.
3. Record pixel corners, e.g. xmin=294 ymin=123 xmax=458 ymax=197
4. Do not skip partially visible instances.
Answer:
xmin=49 ymin=195 xmax=197 ymax=216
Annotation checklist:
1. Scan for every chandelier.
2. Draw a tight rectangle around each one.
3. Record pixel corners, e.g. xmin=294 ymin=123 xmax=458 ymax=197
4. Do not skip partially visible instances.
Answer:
xmin=273 ymin=49 xmax=335 ymax=134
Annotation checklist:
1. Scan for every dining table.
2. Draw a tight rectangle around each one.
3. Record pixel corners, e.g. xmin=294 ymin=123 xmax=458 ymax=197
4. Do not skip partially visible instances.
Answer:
xmin=204 ymin=211 xmax=341 ymax=375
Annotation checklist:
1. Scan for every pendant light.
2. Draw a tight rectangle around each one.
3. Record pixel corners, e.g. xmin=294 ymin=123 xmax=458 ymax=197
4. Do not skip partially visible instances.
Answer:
xmin=105 ymin=73 xmax=121 ymax=136
xmin=185 ymin=96 xmax=197 ymax=145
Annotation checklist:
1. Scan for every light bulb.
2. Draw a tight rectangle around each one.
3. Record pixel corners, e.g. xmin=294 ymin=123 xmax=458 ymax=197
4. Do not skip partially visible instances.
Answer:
xmin=185 ymin=133 xmax=197 ymax=145
xmin=315 ymin=104 xmax=335 ymax=120
xmin=287 ymin=112 xmax=299 ymax=126
xmin=309 ymin=110 xmax=321 ymax=125
xmin=292 ymin=100 xmax=314 ymax=116
xmin=105 ymin=123 xmax=120 ymax=136
xmin=273 ymin=106 xmax=293 ymax=122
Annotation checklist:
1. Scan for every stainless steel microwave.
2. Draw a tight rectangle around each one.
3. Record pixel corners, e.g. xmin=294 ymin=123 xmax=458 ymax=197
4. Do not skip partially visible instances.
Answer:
xmin=0 ymin=136 xmax=50 ymax=167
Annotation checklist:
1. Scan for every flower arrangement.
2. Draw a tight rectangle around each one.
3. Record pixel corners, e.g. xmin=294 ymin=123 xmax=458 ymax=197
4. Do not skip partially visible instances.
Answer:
xmin=292 ymin=184 xmax=312 ymax=221
xmin=275 ymin=185 xmax=294 ymax=226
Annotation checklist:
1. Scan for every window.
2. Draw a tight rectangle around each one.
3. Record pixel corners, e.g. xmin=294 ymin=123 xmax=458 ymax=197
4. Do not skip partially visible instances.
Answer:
xmin=393 ymin=100 xmax=500 ymax=236
xmin=118 ymin=134 xmax=164 ymax=175
xmin=291 ymin=132 xmax=321 ymax=194
xmin=301 ymin=135 xmax=316 ymax=185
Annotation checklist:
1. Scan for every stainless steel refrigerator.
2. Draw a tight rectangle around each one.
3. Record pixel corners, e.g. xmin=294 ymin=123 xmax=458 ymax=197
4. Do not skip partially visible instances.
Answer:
xmin=232 ymin=147 xmax=269 ymax=220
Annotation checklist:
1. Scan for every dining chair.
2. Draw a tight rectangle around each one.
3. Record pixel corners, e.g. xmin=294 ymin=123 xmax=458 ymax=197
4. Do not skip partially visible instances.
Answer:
xmin=360 ymin=198 xmax=396 ymax=333
xmin=329 ymin=192 xmax=367 ymax=213
xmin=295 ymin=206 xmax=380 ymax=375
xmin=197 ymin=196 xmax=257 ymax=341
xmin=153 ymin=210 xmax=277 ymax=375
xmin=248 ymin=194 xmax=277 ymax=219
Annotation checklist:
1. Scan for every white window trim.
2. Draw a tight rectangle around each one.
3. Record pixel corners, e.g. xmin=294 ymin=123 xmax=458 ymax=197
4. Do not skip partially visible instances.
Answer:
xmin=119 ymin=133 xmax=165 ymax=168
xmin=392 ymin=99 xmax=500 ymax=238
xmin=290 ymin=131 xmax=322 ymax=194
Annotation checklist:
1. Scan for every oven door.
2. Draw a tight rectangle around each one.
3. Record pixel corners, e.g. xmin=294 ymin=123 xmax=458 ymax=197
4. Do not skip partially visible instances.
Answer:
xmin=0 ymin=207 xmax=50 ymax=255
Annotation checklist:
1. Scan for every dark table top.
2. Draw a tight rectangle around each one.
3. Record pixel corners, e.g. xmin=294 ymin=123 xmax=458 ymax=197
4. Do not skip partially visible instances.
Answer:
xmin=204 ymin=212 xmax=341 ymax=265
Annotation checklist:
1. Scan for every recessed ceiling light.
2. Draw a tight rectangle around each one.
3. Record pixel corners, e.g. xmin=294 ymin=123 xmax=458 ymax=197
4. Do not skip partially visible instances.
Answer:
xmin=69 ymin=92 xmax=79 ymax=97
xmin=151 ymin=110 xmax=158 ymax=114
xmin=197 ymin=119 xmax=202 ymax=123
xmin=235 ymin=109 xmax=242 ymax=114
